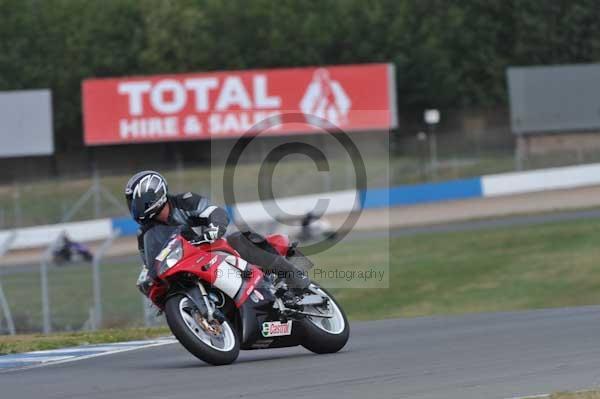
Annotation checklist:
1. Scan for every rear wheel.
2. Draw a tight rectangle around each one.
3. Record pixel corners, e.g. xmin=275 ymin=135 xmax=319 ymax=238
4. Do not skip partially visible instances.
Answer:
xmin=165 ymin=294 xmax=239 ymax=365
xmin=300 ymin=286 xmax=349 ymax=354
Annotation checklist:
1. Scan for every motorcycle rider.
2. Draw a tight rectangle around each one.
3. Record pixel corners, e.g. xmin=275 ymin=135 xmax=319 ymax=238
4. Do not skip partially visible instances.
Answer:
xmin=125 ymin=170 xmax=309 ymax=300
xmin=300 ymin=211 xmax=318 ymax=240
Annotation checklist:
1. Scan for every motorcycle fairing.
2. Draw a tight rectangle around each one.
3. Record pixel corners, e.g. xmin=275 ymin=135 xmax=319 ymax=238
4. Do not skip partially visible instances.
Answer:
xmin=156 ymin=238 xmax=265 ymax=308
xmin=149 ymin=234 xmax=304 ymax=350
xmin=264 ymin=234 xmax=290 ymax=257
xmin=237 ymin=284 xmax=303 ymax=349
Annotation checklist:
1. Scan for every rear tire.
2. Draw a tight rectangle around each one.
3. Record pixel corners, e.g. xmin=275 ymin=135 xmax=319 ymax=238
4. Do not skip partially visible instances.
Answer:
xmin=300 ymin=286 xmax=349 ymax=354
xmin=165 ymin=294 xmax=239 ymax=365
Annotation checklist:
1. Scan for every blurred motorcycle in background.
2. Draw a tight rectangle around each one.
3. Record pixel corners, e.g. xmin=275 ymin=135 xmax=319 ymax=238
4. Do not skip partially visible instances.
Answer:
xmin=52 ymin=233 xmax=93 ymax=265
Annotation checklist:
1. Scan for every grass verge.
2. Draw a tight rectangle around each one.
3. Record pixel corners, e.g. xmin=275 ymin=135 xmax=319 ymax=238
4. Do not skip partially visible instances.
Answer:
xmin=0 ymin=327 xmax=170 ymax=355
xmin=317 ymin=216 xmax=600 ymax=320
xmin=4 ymin=216 xmax=600 ymax=332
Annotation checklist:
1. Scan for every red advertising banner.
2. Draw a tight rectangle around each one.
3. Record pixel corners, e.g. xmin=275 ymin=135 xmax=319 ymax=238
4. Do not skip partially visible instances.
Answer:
xmin=82 ymin=63 xmax=396 ymax=145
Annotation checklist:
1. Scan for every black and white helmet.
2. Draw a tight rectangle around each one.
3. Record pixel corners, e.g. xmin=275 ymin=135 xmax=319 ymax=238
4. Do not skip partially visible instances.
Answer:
xmin=125 ymin=171 xmax=168 ymax=224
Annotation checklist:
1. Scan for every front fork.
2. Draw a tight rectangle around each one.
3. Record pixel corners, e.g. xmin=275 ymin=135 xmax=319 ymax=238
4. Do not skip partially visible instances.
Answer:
xmin=194 ymin=281 xmax=226 ymax=323
xmin=196 ymin=281 xmax=215 ymax=321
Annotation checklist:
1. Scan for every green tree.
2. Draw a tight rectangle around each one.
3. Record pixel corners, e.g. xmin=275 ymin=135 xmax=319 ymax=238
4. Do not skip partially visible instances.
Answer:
xmin=3 ymin=0 xmax=600 ymax=155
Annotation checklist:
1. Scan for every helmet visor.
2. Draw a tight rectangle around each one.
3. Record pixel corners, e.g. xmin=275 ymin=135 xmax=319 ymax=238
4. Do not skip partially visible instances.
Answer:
xmin=131 ymin=190 xmax=163 ymax=223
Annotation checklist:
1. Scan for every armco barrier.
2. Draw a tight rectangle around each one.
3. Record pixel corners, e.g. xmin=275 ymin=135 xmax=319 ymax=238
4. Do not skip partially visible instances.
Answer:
xmin=481 ymin=163 xmax=600 ymax=197
xmin=0 ymin=219 xmax=113 ymax=251
xmin=111 ymin=217 xmax=139 ymax=237
xmin=6 ymin=162 xmax=600 ymax=248
xmin=232 ymin=190 xmax=359 ymax=224
xmin=361 ymin=178 xmax=483 ymax=209
xmin=365 ymin=162 xmax=600 ymax=209
xmin=107 ymin=191 xmax=361 ymax=238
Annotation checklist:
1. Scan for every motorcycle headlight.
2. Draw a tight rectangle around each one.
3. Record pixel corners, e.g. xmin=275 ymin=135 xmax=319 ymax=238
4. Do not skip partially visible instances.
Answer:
xmin=156 ymin=239 xmax=183 ymax=275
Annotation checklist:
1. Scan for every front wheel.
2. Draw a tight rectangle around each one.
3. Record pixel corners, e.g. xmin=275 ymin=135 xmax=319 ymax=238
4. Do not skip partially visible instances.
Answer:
xmin=165 ymin=294 xmax=239 ymax=365
xmin=300 ymin=286 xmax=349 ymax=354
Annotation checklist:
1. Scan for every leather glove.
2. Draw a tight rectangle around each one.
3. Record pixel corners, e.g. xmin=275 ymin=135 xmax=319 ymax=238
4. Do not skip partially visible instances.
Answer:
xmin=189 ymin=223 xmax=220 ymax=245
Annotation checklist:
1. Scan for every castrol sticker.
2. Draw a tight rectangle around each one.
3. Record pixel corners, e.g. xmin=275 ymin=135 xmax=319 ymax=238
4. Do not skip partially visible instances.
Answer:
xmin=261 ymin=321 xmax=293 ymax=337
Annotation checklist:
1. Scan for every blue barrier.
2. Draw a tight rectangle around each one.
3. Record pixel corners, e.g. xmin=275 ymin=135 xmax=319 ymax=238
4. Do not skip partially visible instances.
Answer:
xmin=111 ymin=217 xmax=138 ymax=236
xmin=112 ymin=178 xmax=483 ymax=234
xmin=362 ymin=177 xmax=483 ymax=209
xmin=113 ymin=208 xmax=235 ymax=237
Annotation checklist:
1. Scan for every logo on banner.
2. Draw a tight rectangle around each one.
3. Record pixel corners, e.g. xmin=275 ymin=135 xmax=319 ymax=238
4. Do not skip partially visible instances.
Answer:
xmin=300 ymin=69 xmax=351 ymax=126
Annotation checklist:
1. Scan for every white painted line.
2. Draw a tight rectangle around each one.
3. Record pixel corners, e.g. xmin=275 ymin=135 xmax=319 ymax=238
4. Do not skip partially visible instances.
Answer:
xmin=0 ymin=356 xmax=74 ymax=363
xmin=95 ymin=339 xmax=167 ymax=346
xmin=27 ymin=345 xmax=143 ymax=354
xmin=0 ymin=338 xmax=177 ymax=372
xmin=506 ymin=393 xmax=550 ymax=399
xmin=507 ymin=389 xmax=598 ymax=399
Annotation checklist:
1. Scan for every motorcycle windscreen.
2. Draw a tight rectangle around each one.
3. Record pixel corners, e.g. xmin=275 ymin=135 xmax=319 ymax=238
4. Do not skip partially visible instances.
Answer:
xmin=143 ymin=225 xmax=180 ymax=272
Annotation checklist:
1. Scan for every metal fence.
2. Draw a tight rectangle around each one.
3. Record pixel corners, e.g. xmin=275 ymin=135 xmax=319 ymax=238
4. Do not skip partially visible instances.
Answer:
xmin=0 ymin=232 xmax=16 ymax=335
xmin=3 ymin=125 xmax=600 ymax=231
xmin=0 ymin=230 xmax=163 ymax=334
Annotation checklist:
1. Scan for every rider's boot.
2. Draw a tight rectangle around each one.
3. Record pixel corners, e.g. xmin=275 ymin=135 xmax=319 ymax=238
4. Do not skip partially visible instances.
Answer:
xmin=267 ymin=256 xmax=310 ymax=308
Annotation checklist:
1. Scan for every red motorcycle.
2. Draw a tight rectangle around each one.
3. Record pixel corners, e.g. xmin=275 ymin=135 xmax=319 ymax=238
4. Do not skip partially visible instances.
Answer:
xmin=146 ymin=227 xmax=349 ymax=365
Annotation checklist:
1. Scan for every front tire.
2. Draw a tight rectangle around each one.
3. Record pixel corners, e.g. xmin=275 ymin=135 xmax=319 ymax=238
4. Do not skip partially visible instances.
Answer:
xmin=300 ymin=286 xmax=350 ymax=354
xmin=165 ymin=294 xmax=239 ymax=365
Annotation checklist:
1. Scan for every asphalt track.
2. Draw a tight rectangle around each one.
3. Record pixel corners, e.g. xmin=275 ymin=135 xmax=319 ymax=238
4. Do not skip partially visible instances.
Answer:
xmin=2 ymin=306 xmax=600 ymax=399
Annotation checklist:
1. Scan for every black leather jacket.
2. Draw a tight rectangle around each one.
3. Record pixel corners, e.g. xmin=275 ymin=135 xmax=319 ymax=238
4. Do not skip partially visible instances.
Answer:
xmin=137 ymin=192 xmax=229 ymax=269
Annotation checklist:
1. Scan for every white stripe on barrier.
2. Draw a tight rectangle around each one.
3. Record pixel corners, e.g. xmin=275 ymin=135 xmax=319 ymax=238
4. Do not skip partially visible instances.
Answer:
xmin=7 ymin=161 xmax=600 ymax=251
xmin=481 ymin=162 xmax=600 ymax=197
xmin=0 ymin=219 xmax=113 ymax=251
xmin=234 ymin=190 xmax=359 ymax=224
